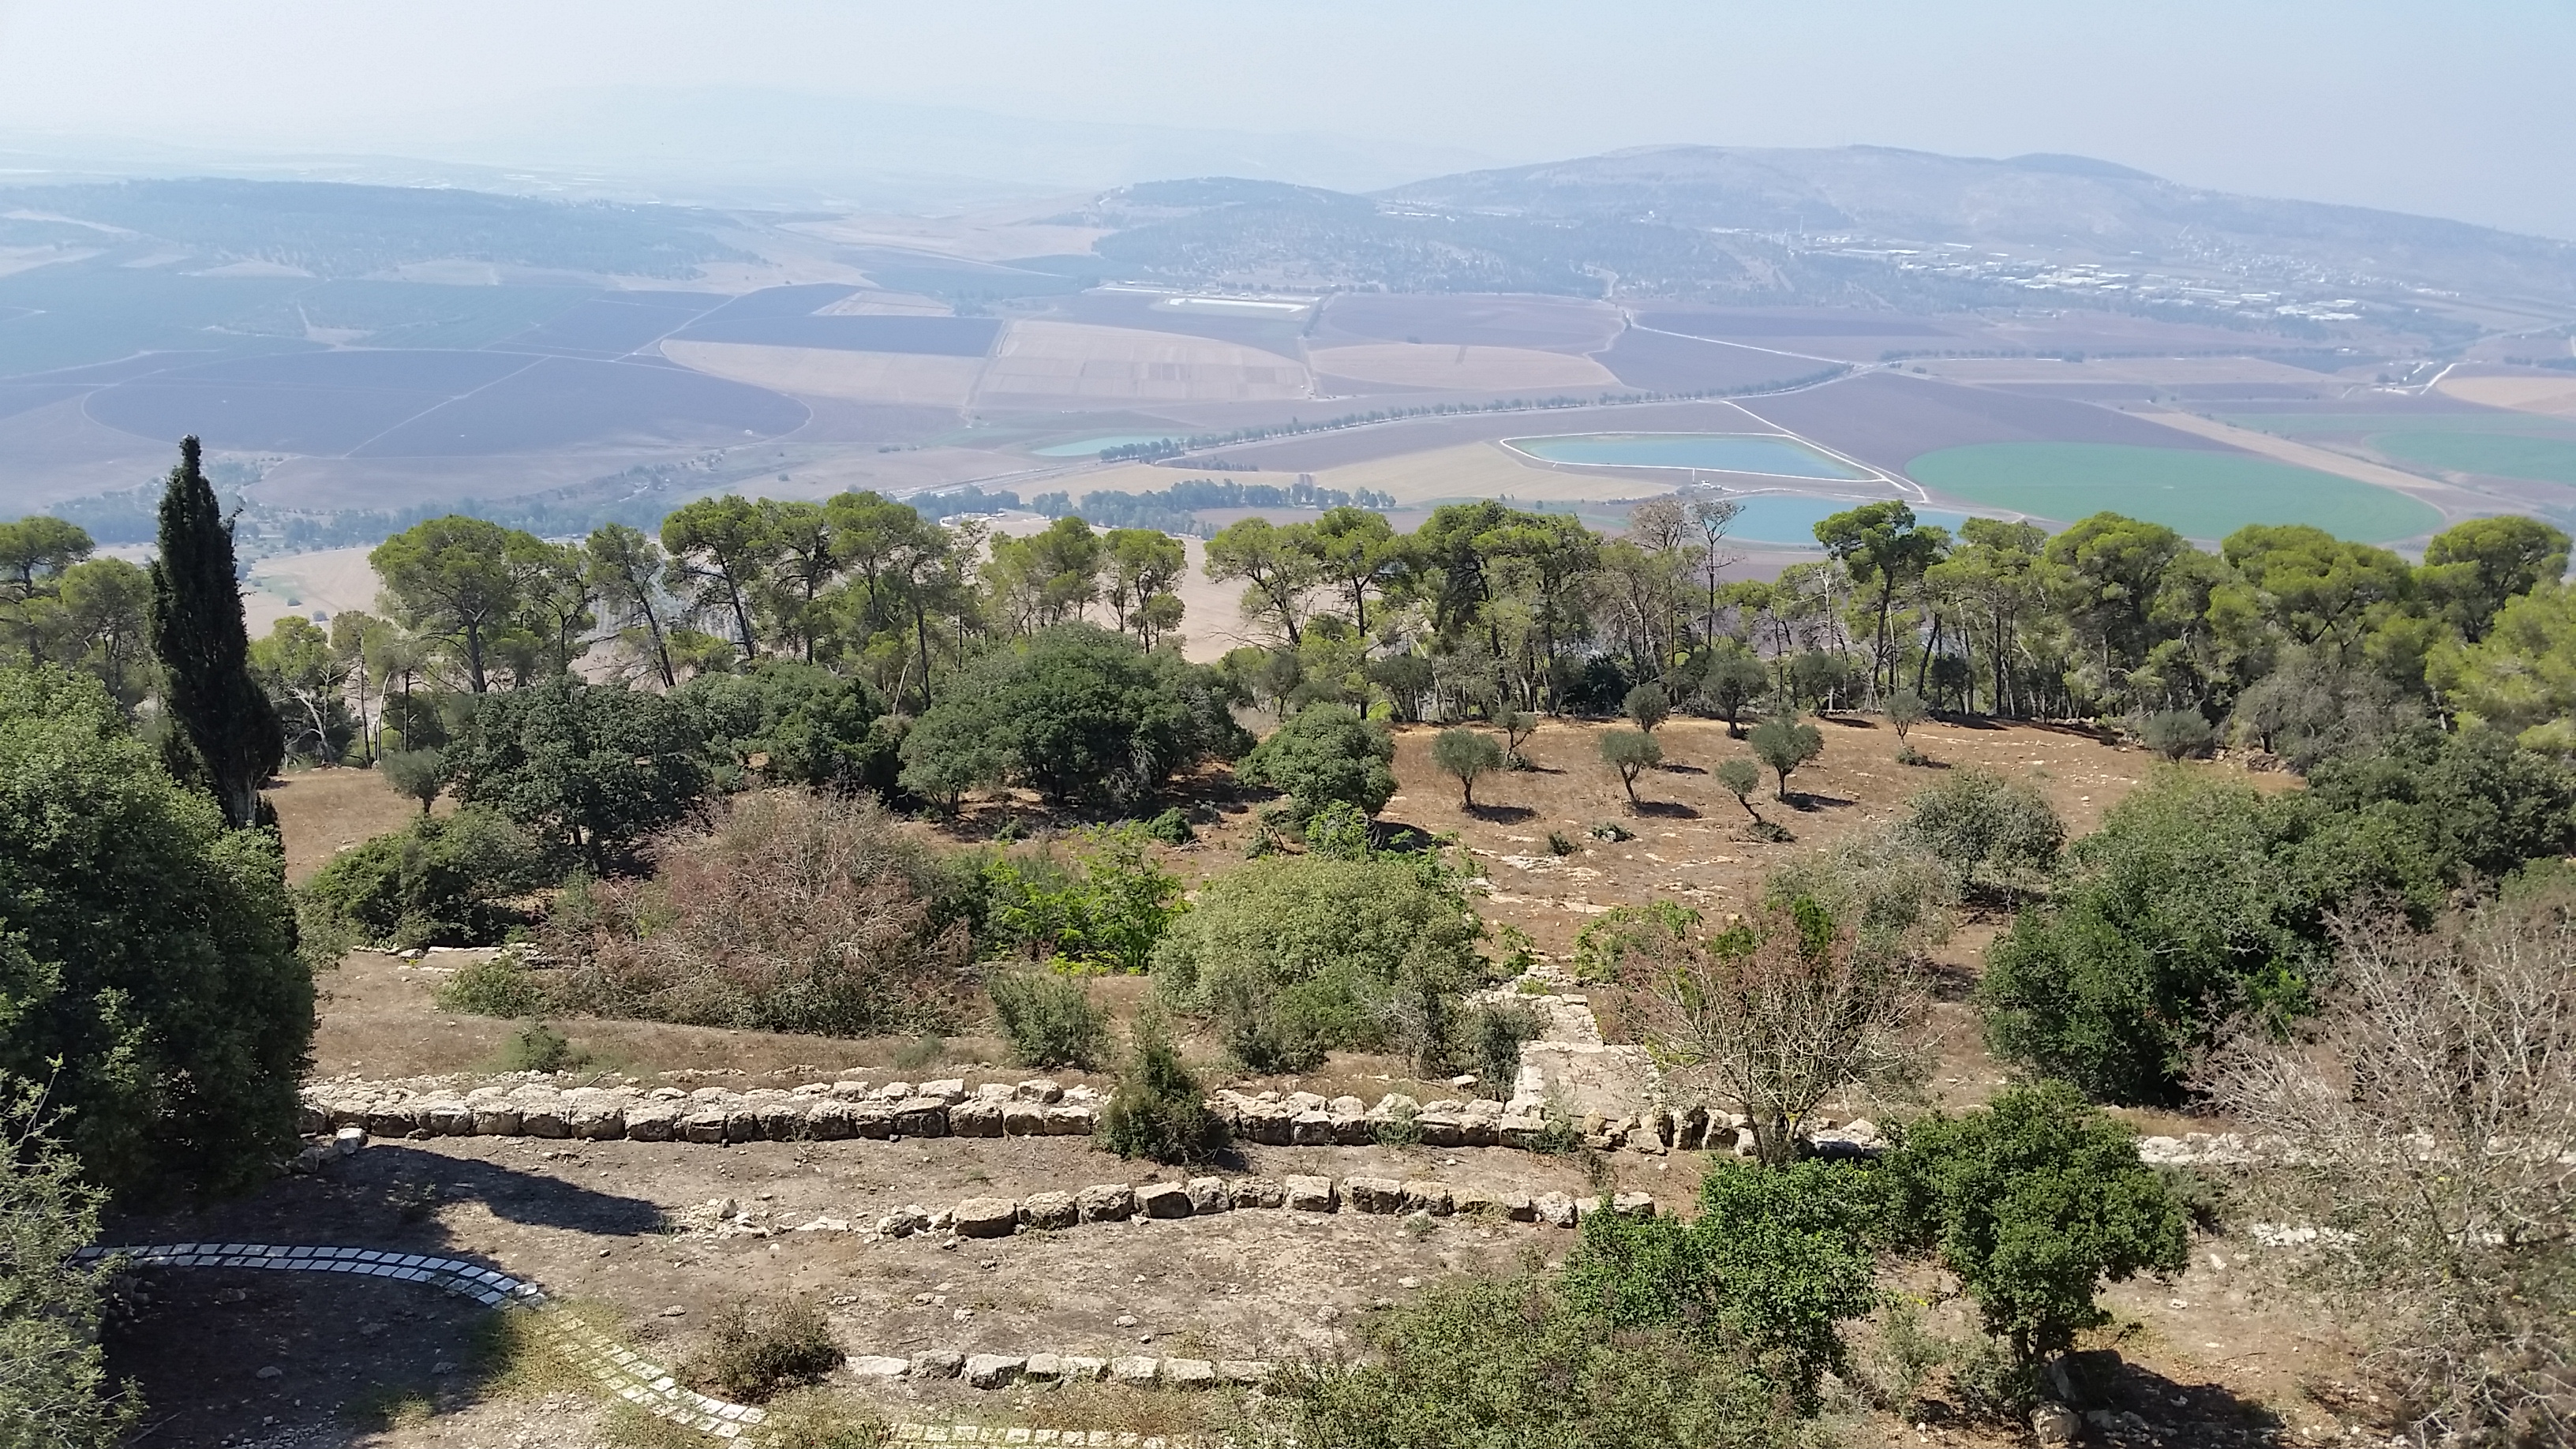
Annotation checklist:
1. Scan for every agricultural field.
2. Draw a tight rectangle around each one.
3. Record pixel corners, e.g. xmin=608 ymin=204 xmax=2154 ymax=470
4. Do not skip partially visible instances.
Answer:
xmin=1908 ymin=440 xmax=2446 ymax=541
xmin=1308 ymin=342 xmax=1619 ymax=391
xmin=660 ymin=341 xmax=983 ymax=407
xmin=975 ymin=321 xmax=1310 ymax=406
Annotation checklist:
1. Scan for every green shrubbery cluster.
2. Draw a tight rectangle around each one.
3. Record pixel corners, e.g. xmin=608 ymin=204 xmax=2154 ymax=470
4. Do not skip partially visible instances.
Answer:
xmin=1150 ymin=846 xmax=1488 ymax=1073
xmin=301 ymin=806 xmax=550 ymax=948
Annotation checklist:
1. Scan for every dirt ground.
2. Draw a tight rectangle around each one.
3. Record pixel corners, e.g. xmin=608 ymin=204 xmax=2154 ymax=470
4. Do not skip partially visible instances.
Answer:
xmin=269 ymin=766 xmax=447 ymax=882
xmin=117 ymin=713 xmax=2374 ymax=1449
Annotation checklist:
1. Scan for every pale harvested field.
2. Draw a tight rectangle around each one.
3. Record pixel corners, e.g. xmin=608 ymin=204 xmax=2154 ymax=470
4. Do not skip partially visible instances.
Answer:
xmin=1309 ymin=342 xmax=1621 ymax=391
xmin=814 ymin=289 xmax=956 ymax=316
xmin=242 ymin=545 xmax=382 ymax=634
xmin=1312 ymin=439 xmax=1671 ymax=507
xmin=2136 ymin=408 xmax=2492 ymax=516
xmin=2436 ymin=373 xmax=2576 ymax=417
xmin=1921 ymin=355 xmax=2332 ymax=386
xmin=978 ymin=321 xmax=1311 ymax=404
xmin=661 ymin=339 xmax=983 ymax=406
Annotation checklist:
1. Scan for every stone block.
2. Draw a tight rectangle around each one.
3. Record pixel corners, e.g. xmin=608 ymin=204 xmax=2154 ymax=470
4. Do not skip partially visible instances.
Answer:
xmin=1497 ymin=1115 xmax=1548 ymax=1149
xmin=423 ymin=1101 xmax=475 ymax=1136
xmin=949 ymin=1101 xmax=1005 ymax=1138
xmin=1327 ymin=1095 xmax=1365 ymax=1115
xmin=1229 ymin=1177 xmax=1286 ymax=1209
xmin=1058 ymin=1356 xmax=1106 ymax=1382
xmin=1109 ymin=1356 xmax=1159 ymax=1386
xmin=1239 ymin=1106 xmax=1293 ymax=1145
xmin=1609 ymin=1191 xmax=1656 ymax=1219
xmin=965 ymin=1354 xmax=1024 ymax=1388
xmin=521 ymin=1104 xmax=570 ymax=1139
xmin=1216 ymin=1360 xmax=1273 ymax=1385
xmin=804 ymin=1102 xmax=854 ymax=1140
xmin=333 ymin=1125 xmax=368 ymax=1155
xmin=953 ymin=1196 xmax=1020 ymax=1238
xmin=1001 ymin=1103 xmax=1048 ymax=1136
xmin=1284 ymin=1175 xmax=1336 ymax=1211
xmin=472 ymin=1108 xmax=523 ymax=1136
xmin=919 ymin=1077 xmax=968 ymax=1103
xmin=364 ymin=1105 xmax=420 ymax=1138
xmin=1016 ymin=1079 xmax=1062 ymax=1103
xmin=1399 ymin=1181 xmax=1455 ymax=1215
xmin=1076 ymin=1184 xmax=1136 ymax=1222
xmin=1020 ymin=1353 xmax=1064 ymax=1383
xmin=975 ymin=1082 xmax=1014 ymax=1103
xmin=1136 ymin=1181 xmax=1193 ymax=1219
xmin=1342 ymin=1176 xmax=1406 ymax=1213
xmin=1043 ymin=1105 xmax=1096 ymax=1136
xmin=1017 ymin=1191 xmax=1078 ymax=1230
xmin=1329 ymin=1113 xmax=1376 ymax=1146
xmin=849 ymin=1106 xmax=893 ymax=1140
xmin=569 ymin=1102 xmax=627 ymax=1141
xmin=846 ymin=1354 xmax=908 ymax=1378
xmin=623 ymin=1102 xmax=678 ymax=1142
xmin=1185 ymin=1177 xmax=1230 ymax=1214
xmin=891 ymin=1098 xmax=949 ymax=1138
xmin=1290 ymin=1110 xmax=1333 ymax=1146
xmin=754 ymin=1103 xmax=807 ymax=1140
xmin=910 ymin=1350 xmax=965 ymax=1380
xmin=1413 ymin=1114 xmax=1464 ymax=1148
xmin=1534 ymin=1191 xmax=1578 ymax=1228
xmin=1161 ymin=1358 xmax=1216 ymax=1389
xmin=724 ymin=1109 xmax=764 ymax=1143
xmin=680 ymin=1110 xmax=728 ymax=1144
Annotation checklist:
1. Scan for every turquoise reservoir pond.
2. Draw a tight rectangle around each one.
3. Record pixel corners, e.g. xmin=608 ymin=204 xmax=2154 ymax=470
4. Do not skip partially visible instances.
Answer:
xmin=1507 ymin=432 xmax=1871 ymax=480
xmin=1031 ymin=434 xmax=1179 ymax=457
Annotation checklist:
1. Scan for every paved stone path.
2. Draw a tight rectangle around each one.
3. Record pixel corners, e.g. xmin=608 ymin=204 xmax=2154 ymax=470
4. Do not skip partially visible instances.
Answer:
xmin=79 ymin=1241 xmax=769 ymax=1440
xmin=80 ymin=1242 xmax=1215 ymax=1447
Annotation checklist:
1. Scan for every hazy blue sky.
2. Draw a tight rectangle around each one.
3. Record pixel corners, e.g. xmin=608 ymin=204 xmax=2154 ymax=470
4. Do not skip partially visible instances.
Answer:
xmin=2 ymin=0 xmax=2570 ymax=234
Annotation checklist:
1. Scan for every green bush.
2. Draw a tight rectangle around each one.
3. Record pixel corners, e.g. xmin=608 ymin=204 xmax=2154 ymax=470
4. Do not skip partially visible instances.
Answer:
xmin=1748 ymin=717 xmax=1824 ymax=799
xmin=0 ymin=667 xmax=311 ymax=1198
xmin=1140 ymin=807 xmax=1196 ymax=844
xmin=1301 ymin=801 xmax=1376 ymax=860
xmin=1884 ymin=1081 xmax=2190 ymax=1367
xmin=685 ymin=1294 xmax=843 ymax=1403
xmin=301 ymin=807 xmax=551 ymax=949
xmin=987 ymin=969 xmax=1109 ymax=1069
xmin=444 ymin=677 xmax=710 ymax=871
xmin=1237 ymin=702 xmax=1398 ymax=818
xmin=1151 ymin=852 xmax=1487 ymax=1073
xmin=1569 ymin=901 xmax=1702 ymax=983
xmin=676 ymin=660 xmax=895 ymax=795
xmin=980 ymin=825 xmax=1186 ymax=973
xmin=2137 ymin=708 xmax=2215 ymax=761
xmin=1429 ymin=726 xmax=1504 ymax=808
xmin=1897 ymin=767 xmax=2064 ymax=902
xmin=378 ymin=746 xmax=445 ymax=814
xmin=436 ymin=950 xmax=545 ymax=1017
xmin=1460 ymin=1000 xmax=1542 ymax=1099
xmin=1256 ymin=1271 xmax=1793 ymax=1449
xmin=493 ymin=1020 xmax=587 ymax=1074
xmin=897 ymin=624 xmax=1249 ymax=808
xmin=0 ymin=1075 xmax=144 ymax=1447
xmin=1097 ymin=1008 xmax=1221 ymax=1164
xmin=1562 ymin=1160 xmax=1885 ymax=1402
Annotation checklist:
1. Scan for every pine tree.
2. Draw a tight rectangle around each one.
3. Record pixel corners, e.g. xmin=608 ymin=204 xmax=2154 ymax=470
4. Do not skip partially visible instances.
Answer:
xmin=148 ymin=436 xmax=280 ymax=829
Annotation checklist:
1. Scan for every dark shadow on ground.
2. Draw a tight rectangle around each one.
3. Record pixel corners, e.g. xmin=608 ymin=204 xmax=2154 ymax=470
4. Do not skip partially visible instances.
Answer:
xmin=1632 ymin=800 xmax=1702 ymax=819
xmin=95 ymin=1144 xmax=661 ymax=1449
xmin=1820 ymin=715 xmax=1878 ymax=729
xmin=1464 ymin=803 xmax=1538 ymax=824
xmin=1657 ymin=762 xmax=1705 ymax=774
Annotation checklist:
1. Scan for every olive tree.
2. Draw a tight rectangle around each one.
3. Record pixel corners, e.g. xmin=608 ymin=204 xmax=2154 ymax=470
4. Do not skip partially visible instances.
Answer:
xmin=1431 ymin=726 xmax=1504 ymax=810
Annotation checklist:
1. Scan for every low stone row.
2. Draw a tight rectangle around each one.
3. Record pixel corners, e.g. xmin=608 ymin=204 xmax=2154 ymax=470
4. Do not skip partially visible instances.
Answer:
xmin=302 ymin=1077 xmax=1102 ymax=1146
xmin=920 ymin=1175 xmax=1656 ymax=1239
xmin=856 ymin=1351 xmax=1271 ymax=1391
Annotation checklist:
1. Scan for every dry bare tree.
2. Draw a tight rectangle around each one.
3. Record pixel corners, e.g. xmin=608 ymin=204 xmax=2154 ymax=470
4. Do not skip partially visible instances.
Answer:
xmin=1619 ymin=898 xmax=1923 ymax=1165
xmin=2201 ymin=888 xmax=2576 ymax=1446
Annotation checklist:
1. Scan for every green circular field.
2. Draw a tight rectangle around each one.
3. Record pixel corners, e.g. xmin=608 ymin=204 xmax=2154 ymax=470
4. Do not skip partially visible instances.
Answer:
xmin=1906 ymin=442 xmax=2444 ymax=542
xmin=2369 ymin=430 xmax=2576 ymax=487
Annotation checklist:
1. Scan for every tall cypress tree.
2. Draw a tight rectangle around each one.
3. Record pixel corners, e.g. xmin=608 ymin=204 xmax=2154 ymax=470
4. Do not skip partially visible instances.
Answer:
xmin=148 ymin=436 xmax=280 ymax=829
